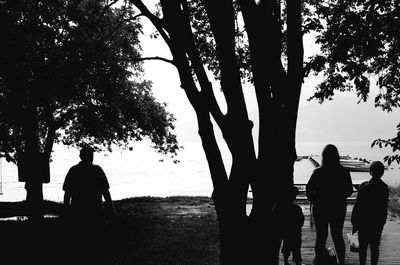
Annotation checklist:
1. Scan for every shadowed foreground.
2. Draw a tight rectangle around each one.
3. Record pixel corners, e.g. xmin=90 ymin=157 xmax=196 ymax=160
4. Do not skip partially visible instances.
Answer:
xmin=0 ymin=197 xmax=220 ymax=265
xmin=0 ymin=197 xmax=399 ymax=265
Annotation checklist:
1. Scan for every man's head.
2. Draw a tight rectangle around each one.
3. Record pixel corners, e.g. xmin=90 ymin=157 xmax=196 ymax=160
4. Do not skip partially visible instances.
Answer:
xmin=369 ymin=160 xmax=385 ymax=179
xmin=79 ymin=146 xmax=94 ymax=164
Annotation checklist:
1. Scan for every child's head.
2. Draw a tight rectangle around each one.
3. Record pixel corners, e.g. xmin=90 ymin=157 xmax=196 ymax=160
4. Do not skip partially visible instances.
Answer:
xmin=369 ymin=161 xmax=385 ymax=179
xmin=291 ymin=186 xmax=299 ymax=201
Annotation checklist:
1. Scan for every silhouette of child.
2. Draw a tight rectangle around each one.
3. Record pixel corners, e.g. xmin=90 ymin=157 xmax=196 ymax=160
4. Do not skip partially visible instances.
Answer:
xmin=281 ymin=186 xmax=305 ymax=265
xmin=351 ymin=161 xmax=389 ymax=265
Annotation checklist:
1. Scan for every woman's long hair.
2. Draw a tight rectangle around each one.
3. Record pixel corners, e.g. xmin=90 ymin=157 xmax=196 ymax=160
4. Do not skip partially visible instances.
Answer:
xmin=321 ymin=144 xmax=341 ymax=168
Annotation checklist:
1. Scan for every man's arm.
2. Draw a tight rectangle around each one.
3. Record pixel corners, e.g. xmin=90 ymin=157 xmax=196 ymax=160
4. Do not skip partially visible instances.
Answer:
xmin=63 ymin=191 xmax=72 ymax=218
xmin=62 ymin=167 xmax=74 ymax=217
xmin=64 ymin=192 xmax=71 ymax=205
xmin=96 ymin=165 xmax=116 ymax=218
xmin=103 ymin=189 xmax=116 ymax=217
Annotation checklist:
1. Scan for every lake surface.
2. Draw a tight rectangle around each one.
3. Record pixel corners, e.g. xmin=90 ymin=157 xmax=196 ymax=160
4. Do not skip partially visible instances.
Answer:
xmin=0 ymin=141 xmax=399 ymax=202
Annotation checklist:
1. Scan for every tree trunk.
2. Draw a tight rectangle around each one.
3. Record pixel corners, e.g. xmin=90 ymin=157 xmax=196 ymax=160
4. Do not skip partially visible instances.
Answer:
xmin=25 ymin=174 xmax=44 ymax=223
xmin=196 ymin=106 xmax=254 ymax=264
xmin=21 ymin=106 xmax=46 ymax=223
xmin=132 ymin=0 xmax=304 ymax=264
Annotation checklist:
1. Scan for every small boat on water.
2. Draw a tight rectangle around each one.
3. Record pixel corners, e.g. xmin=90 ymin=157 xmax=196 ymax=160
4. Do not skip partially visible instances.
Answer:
xmin=340 ymin=158 xmax=370 ymax=172
xmin=338 ymin=155 xmax=388 ymax=172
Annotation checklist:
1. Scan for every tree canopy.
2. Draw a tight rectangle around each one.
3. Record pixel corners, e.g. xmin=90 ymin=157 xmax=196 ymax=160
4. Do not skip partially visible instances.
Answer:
xmin=304 ymin=0 xmax=400 ymax=164
xmin=0 ymin=0 xmax=179 ymax=164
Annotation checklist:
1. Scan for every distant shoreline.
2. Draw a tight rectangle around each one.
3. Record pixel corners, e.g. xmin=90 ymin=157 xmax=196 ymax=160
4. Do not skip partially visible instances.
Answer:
xmin=1 ymin=141 xmax=399 ymax=202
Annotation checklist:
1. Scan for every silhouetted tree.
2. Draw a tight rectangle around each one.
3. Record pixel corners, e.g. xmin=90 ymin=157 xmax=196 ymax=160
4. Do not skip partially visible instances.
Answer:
xmin=130 ymin=0 xmax=303 ymax=263
xmin=0 ymin=0 xmax=178 ymax=221
xmin=304 ymin=0 xmax=400 ymax=164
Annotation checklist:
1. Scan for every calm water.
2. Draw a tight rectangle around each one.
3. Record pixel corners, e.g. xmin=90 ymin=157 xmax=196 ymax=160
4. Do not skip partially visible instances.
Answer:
xmin=0 ymin=141 xmax=399 ymax=202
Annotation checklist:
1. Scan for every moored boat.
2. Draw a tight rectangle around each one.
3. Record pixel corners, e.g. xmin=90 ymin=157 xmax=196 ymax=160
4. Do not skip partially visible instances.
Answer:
xmin=308 ymin=155 xmax=380 ymax=172
xmin=340 ymin=156 xmax=370 ymax=172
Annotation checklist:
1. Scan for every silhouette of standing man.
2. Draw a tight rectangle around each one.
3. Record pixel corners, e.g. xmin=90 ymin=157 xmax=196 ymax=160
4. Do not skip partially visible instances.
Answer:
xmin=63 ymin=146 xmax=115 ymax=264
xmin=63 ymin=146 xmax=115 ymax=221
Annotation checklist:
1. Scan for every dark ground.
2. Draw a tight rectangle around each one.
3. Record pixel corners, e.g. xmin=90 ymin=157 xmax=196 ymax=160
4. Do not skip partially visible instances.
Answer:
xmin=0 ymin=197 xmax=220 ymax=265
xmin=1 ymin=195 xmax=399 ymax=265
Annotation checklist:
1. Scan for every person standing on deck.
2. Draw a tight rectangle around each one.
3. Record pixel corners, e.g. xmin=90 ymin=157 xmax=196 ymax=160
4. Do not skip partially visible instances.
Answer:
xmin=281 ymin=186 xmax=305 ymax=265
xmin=351 ymin=161 xmax=388 ymax=265
xmin=306 ymin=144 xmax=354 ymax=265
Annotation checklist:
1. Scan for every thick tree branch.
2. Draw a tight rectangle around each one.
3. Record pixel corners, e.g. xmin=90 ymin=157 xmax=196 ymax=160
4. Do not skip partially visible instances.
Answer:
xmin=179 ymin=1 xmax=225 ymax=127
xmin=155 ymin=0 xmax=230 ymax=193
xmin=286 ymin=0 xmax=303 ymax=131
xmin=239 ymin=0 xmax=285 ymax=161
xmin=204 ymin=0 xmax=248 ymax=120
xmin=130 ymin=0 xmax=172 ymax=48
xmin=239 ymin=1 xmax=287 ymax=107
xmin=120 ymin=56 xmax=175 ymax=65
xmin=238 ymin=0 xmax=271 ymax=105
xmin=157 ymin=0 xmax=204 ymax=111
xmin=204 ymin=1 xmax=255 ymax=223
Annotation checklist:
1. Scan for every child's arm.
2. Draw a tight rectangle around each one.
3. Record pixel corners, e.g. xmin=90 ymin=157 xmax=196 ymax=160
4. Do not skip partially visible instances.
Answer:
xmin=381 ymin=184 xmax=389 ymax=225
xmin=351 ymin=199 xmax=359 ymax=233
xmin=344 ymin=169 xmax=354 ymax=198
xmin=296 ymin=205 xmax=305 ymax=228
xmin=350 ymin=182 xmax=367 ymax=233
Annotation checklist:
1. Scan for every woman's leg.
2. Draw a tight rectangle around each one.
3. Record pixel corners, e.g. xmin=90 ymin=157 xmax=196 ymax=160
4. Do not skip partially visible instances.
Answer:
xmin=329 ymin=206 xmax=347 ymax=265
xmin=358 ymin=241 xmax=368 ymax=265
xmin=313 ymin=207 xmax=328 ymax=262
xmin=370 ymin=243 xmax=379 ymax=265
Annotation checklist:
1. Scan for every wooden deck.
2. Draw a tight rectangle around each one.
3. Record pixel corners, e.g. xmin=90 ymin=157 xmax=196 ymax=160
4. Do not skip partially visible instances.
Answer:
xmin=294 ymin=184 xmax=360 ymax=202
xmin=280 ymin=203 xmax=400 ymax=265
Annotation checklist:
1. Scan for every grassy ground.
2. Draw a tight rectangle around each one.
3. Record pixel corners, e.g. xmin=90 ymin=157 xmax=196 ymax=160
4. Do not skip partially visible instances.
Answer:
xmin=388 ymin=184 xmax=400 ymax=217
xmin=0 ymin=188 xmax=399 ymax=265
xmin=0 ymin=196 xmax=220 ymax=265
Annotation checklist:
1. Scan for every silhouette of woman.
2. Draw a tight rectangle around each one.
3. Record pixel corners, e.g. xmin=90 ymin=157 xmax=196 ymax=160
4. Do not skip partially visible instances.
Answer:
xmin=306 ymin=144 xmax=354 ymax=265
